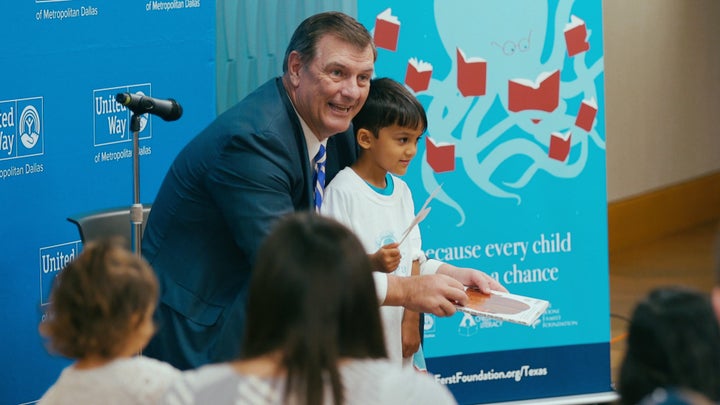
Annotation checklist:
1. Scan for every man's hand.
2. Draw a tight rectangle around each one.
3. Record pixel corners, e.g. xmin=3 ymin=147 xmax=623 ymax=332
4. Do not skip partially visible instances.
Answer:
xmin=370 ymin=242 xmax=401 ymax=273
xmin=437 ymin=265 xmax=508 ymax=294
xmin=401 ymin=309 xmax=421 ymax=358
xmin=385 ymin=274 xmax=468 ymax=316
xmin=467 ymin=269 xmax=507 ymax=294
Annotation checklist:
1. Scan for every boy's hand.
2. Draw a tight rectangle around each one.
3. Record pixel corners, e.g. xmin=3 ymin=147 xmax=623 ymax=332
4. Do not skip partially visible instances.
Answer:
xmin=371 ymin=242 xmax=401 ymax=273
xmin=401 ymin=309 xmax=421 ymax=358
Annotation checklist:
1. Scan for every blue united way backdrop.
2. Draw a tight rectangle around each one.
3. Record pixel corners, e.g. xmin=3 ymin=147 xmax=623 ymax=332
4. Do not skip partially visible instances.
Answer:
xmin=0 ymin=2 xmax=215 ymax=403
xmin=359 ymin=0 xmax=612 ymax=403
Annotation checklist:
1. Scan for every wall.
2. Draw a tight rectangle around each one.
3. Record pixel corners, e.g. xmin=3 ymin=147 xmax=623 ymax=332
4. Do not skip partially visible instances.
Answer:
xmin=603 ymin=0 xmax=720 ymax=202
xmin=215 ymin=0 xmax=357 ymax=115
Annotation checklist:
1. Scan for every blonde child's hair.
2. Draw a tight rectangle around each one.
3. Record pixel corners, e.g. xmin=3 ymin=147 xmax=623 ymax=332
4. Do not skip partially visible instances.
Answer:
xmin=40 ymin=238 xmax=158 ymax=359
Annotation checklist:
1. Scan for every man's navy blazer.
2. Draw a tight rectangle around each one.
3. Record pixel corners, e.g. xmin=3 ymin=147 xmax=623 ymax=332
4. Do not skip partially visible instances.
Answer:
xmin=141 ymin=78 xmax=357 ymax=368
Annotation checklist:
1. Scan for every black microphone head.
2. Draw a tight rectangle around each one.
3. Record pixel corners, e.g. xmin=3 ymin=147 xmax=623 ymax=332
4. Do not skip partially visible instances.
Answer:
xmin=115 ymin=93 xmax=130 ymax=105
xmin=114 ymin=92 xmax=182 ymax=121
xmin=165 ymin=98 xmax=183 ymax=121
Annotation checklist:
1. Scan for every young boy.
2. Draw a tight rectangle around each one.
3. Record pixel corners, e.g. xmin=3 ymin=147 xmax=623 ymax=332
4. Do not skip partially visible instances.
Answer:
xmin=321 ymin=78 xmax=506 ymax=368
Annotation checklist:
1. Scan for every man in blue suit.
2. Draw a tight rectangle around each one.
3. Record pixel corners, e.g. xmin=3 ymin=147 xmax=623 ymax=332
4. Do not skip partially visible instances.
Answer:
xmin=142 ymin=11 xmax=472 ymax=370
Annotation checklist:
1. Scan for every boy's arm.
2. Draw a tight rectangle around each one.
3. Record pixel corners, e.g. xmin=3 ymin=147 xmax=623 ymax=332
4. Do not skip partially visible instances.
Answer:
xmin=401 ymin=260 xmax=421 ymax=358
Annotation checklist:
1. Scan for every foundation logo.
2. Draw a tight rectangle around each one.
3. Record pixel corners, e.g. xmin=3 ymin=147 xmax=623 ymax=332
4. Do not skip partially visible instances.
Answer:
xmin=93 ymin=84 xmax=152 ymax=147
xmin=39 ymin=241 xmax=81 ymax=306
xmin=0 ymin=97 xmax=45 ymax=162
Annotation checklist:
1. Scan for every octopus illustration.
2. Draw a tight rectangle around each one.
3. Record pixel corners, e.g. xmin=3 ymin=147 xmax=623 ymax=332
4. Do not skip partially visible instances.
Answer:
xmin=410 ymin=0 xmax=605 ymax=225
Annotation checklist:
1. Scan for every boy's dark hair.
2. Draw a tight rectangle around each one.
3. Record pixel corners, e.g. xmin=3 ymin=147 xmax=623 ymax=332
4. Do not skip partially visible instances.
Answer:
xmin=283 ymin=11 xmax=376 ymax=74
xmin=40 ymin=238 xmax=158 ymax=360
xmin=353 ymin=77 xmax=428 ymax=137
xmin=242 ymin=212 xmax=386 ymax=405
xmin=618 ymin=286 xmax=720 ymax=404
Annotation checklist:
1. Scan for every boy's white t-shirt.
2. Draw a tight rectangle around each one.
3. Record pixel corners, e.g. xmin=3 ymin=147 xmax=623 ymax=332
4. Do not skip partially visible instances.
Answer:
xmin=321 ymin=167 xmax=439 ymax=367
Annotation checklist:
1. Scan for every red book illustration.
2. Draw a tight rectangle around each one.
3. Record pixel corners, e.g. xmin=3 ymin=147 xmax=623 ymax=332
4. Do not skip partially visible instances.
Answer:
xmin=456 ymin=48 xmax=487 ymax=97
xmin=548 ymin=131 xmax=572 ymax=162
xmin=405 ymin=58 xmax=433 ymax=93
xmin=564 ymin=15 xmax=590 ymax=57
xmin=374 ymin=8 xmax=400 ymax=51
xmin=508 ymin=70 xmax=560 ymax=113
xmin=426 ymin=136 xmax=455 ymax=173
xmin=575 ymin=97 xmax=597 ymax=132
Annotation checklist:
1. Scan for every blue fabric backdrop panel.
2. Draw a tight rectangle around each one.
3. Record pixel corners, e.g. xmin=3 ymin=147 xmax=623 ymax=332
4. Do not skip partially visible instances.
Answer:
xmin=0 ymin=2 xmax=216 ymax=404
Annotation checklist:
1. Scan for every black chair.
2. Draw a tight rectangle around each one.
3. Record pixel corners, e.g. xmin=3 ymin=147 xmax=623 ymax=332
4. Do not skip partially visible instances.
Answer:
xmin=67 ymin=205 xmax=151 ymax=244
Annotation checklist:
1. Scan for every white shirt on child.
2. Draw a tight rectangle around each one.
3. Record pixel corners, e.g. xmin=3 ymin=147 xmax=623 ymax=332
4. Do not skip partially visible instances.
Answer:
xmin=161 ymin=359 xmax=457 ymax=404
xmin=38 ymin=356 xmax=181 ymax=405
xmin=321 ymin=167 xmax=441 ymax=367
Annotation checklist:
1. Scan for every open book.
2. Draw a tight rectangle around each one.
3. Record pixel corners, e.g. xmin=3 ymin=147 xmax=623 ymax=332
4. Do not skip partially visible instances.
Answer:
xmin=374 ymin=8 xmax=400 ymax=51
xmin=564 ymin=15 xmax=590 ymax=57
xmin=456 ymin=48 xmax=487 ymax=96
xmin=575 ymin=97 xmax=597 ymax=132
xmin=456 ymin=287 xmax=550 ymax=326
xmin=425 ymin=136 xmax=455 ymax=173
xmin=405 ymin=57 xmax=433 ymax=93
xmin=549 ymin=130 xmax=572 ymax=162
xmin=508 ymin=70 xmax=560 ymax=113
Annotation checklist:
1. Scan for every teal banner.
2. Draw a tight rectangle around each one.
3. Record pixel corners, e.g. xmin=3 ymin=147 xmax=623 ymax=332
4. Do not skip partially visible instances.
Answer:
xmin=358 ymin=0 xmax=612 ymax=403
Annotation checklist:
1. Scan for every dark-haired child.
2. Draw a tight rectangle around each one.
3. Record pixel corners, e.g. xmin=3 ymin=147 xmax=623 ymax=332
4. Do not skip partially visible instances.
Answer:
xmin=161 ymin=213 xmax=457 ymax=404
xmin=618 ymin=286 xmax=720 ymax=405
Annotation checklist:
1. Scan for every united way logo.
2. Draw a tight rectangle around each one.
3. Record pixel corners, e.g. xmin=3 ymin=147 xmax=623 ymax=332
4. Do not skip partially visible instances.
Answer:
xmin=93 ymin=84 xmax=152 ymax=147
xmin=39 ymin=241 xmax=81 ymax=306
xmin=0 ymin=97 xmax=45 ymax=161
xmin=20 ymin=105 xmax=41 ymax=149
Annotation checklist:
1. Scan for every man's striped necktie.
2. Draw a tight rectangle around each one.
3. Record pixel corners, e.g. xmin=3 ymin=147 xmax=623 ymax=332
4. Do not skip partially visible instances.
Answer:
xmin=313 ymin=144 xmax=326 ymax=212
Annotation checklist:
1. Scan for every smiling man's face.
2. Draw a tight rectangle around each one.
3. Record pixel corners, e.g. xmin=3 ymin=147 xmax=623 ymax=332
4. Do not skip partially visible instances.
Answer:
xmin=286 ymin=34 xmax=375 ymax=141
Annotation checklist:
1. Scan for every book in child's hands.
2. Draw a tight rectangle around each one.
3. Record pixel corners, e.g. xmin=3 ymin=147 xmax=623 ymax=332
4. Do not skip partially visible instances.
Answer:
xmin=456 ymin=287 xmax=550 ymax=326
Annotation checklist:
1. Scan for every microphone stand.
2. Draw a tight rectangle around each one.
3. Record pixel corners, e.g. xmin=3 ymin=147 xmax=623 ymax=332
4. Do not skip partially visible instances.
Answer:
xmin=118 ymin=92 xmax=181 ymax=257
xmin=130 ymin=113 xmax=144 ymax=257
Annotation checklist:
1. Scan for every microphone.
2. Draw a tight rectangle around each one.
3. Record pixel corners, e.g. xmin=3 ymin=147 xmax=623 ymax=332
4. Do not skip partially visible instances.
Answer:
xmin=115 ymin=92 xmax=183 ymax=121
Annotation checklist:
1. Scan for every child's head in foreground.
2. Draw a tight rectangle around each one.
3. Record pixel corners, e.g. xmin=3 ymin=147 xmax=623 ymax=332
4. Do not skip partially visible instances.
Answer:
xmin=618 ymin=286 xmax=720 ymax=405
xmin=352 ymin=77 xmax=427 ymax=177
xmin=40 ymin=238 xmax=158 ymax=361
